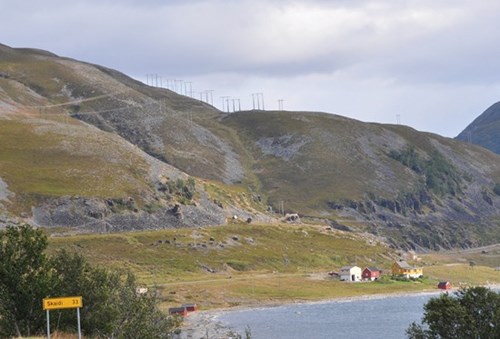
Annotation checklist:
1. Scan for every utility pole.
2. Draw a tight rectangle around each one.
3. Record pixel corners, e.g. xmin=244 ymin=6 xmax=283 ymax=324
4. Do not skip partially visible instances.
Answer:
xmin=278 ymin=99 xmax=284 ymax=110
xmin=252 ymin=93 xmax=257 ymax=110
xmin=167 ymin=79 xmax=174 ymax=91
xmin=252 ymin=93 xmax=264 ymax=110
xmin=184 ymin=82 xmax=193 ymax=97
xmin=221 ymin=96 xmax=230 ymax=112
xmin=396 ymin=114 xmax=401 ymax=125
xmin=178 ymin=80 xmax=185 ymax=95
xmin=205 ymin=90 xmax=214 ymax=105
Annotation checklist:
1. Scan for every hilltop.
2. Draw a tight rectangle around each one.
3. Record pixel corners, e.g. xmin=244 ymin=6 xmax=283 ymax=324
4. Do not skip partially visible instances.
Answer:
xmin=456 ymin=101 xmax=500 ymax=154
xmin=0 ymin=43 xmax=499 ymax=249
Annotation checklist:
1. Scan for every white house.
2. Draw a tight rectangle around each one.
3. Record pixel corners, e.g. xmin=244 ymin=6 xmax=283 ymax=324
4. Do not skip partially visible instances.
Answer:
xmin=339 ymin=265 xmax=362 ymax=282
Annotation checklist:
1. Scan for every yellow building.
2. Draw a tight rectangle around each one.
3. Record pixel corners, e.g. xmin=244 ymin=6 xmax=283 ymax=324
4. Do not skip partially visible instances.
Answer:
xmin=391 ymin=261 xmax=423 ymax=278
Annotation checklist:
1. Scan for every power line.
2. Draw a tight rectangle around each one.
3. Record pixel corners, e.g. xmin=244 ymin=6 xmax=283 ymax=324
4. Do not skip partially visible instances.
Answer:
xmin=220 ymin=96 xmax=230 ymax=112
xmin=252 ymin=93 xmax=262 ymax=110
xmin=184 ymin=82 xmax=193 ymax=97
xmin=278 ymin=99 xmax=284 ymax=111
xmin=259 ymin=93 xmax=265 ymax=110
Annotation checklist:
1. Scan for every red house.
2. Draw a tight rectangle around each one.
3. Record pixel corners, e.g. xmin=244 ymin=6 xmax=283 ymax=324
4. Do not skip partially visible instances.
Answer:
xmin=362 ymin=267 xmax=381 ymax=281
xmin=168 ymin=306 xmax=188 ymax=316
xmin=437 ymin=281 xmax=452 ymax=290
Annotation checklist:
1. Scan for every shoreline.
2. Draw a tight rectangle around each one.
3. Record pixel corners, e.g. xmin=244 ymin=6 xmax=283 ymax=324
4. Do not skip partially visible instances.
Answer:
xmin=177 ymin=283 xmax=500 ymax=338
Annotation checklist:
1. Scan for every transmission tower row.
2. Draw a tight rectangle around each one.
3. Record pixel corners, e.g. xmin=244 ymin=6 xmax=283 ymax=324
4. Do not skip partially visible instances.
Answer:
xmin=219 ymin=96 xmax=242 ymax=113
xmin=251 ymin=93 xmax=265 ymax=110
xmin=144 ymin=74 xmax=288 ymax=113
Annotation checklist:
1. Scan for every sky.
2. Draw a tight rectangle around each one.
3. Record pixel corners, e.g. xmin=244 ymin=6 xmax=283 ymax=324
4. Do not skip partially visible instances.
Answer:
xmin=2 ymin=0 xmax=500 ymax=137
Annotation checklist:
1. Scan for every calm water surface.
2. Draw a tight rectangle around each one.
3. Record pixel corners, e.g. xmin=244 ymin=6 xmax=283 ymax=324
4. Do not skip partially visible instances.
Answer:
xmin=217 ymin=292 xmax=441 ymax=339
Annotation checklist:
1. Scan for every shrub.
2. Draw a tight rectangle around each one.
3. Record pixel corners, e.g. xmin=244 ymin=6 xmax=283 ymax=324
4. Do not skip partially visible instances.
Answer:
xmin=406 ymin=287 xmax=500 ymax=338
xmin=388 ymin=147 xmax=463 ymax=196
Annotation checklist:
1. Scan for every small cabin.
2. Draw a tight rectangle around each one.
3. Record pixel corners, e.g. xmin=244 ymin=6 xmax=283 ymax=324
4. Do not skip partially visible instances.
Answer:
xmin=437 ymin=281 xmax=452 ymax=290
xmin=339 ymin=266 xmax=362 ymax=282
xmin=362 ymin=267 xmax=381 ymax=281
xmin=168 ymin=307 xmax=188 ymax=316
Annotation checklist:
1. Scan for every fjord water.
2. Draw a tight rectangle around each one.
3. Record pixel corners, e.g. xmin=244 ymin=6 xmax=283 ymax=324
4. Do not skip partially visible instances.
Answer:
xmin=217 ymin=292 xmax=440 ymax=339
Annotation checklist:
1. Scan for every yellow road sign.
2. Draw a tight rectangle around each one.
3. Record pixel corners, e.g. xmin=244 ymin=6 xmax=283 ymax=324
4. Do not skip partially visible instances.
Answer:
xmin=43 ymin=296 xmax=83 ymax=310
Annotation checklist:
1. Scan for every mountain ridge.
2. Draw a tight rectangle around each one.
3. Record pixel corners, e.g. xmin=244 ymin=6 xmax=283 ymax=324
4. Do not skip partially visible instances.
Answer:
xmin=0 ymin=43 xmax=499 ymax=249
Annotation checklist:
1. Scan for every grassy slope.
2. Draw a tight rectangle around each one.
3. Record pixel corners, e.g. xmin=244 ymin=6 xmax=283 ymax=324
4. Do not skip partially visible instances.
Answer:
xmin=221 ymin=111 xmax=385 ymax=212
xmin=47 ymin=223 xmax=390 ymax=280
xmin=0 ymin=46 xmax=268 ymax=221
xmin=0 ymin=116 xmax=152 ymax=213
xmin=46 ymin=226 xmax=500 ymax=310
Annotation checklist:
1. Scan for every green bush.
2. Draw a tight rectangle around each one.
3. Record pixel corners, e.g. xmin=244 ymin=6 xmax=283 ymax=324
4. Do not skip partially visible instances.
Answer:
xmin=388 ymin=147 xmax=463 ymax=196
xmin=0 ymin=224 xmax=180 ymax=338
xmin=166 ymin=178 xmax=196 ymax=203
xmin=406 ymin=287 xmax=500 ymax=338
xmin=226 ymin=260 xmax=251 ymax=271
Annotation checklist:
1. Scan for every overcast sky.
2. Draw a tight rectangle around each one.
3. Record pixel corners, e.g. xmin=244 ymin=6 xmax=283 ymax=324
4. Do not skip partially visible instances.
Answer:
xmin=3 ymin=0 xmax=500 ymax=137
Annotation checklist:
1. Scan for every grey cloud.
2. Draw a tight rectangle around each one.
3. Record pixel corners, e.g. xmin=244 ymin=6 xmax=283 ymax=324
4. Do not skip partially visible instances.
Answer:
xmin=3 ymin=0 xmax=500 ymax=136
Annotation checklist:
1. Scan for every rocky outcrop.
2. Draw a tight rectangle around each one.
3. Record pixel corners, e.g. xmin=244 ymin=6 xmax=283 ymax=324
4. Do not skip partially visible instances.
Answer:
xmin=31 ymin=196 xmax=228 ymax=232
xmin=327 ymin=182 xmax=500 ymax=250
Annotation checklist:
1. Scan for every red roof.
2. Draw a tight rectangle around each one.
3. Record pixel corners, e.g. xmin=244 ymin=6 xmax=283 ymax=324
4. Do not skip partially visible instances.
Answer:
xmin=437 ymin=281 xmax=452 ymax=289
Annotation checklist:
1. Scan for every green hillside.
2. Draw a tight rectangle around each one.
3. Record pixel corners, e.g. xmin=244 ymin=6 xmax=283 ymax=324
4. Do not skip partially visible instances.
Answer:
xmin=1 ymin=43 xmax=500 ymax=249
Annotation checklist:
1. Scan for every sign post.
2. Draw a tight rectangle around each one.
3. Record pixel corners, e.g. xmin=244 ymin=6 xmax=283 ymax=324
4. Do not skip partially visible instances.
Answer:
xmin=43 ymin=296 xmax=83 ymax=339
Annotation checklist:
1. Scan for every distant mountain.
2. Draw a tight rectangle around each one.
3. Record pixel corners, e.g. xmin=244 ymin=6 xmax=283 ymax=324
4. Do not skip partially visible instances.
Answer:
xmin=456 ymin=102 xmax=500 ymax=154
xmin=1 ymin=43 xmax=499 ymax=249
